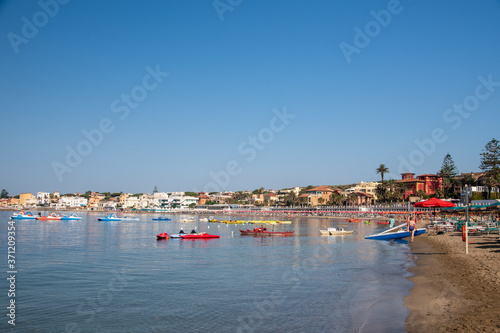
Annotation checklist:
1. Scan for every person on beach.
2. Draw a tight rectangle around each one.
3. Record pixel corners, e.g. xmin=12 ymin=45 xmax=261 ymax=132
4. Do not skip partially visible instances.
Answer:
xmin=408 ymin=215 xmax=416 ymax=243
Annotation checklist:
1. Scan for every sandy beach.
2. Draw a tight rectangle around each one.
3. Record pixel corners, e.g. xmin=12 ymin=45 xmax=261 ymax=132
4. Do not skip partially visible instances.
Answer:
xmin=405 ymin=229 xmax=500 ymax=332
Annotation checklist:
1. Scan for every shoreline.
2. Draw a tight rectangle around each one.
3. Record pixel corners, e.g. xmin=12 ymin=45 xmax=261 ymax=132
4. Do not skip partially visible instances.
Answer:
xmin=405 ymin=230 xmax=500 ymax=332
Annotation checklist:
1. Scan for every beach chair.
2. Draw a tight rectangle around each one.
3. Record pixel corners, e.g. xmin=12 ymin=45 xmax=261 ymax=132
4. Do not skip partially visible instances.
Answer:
xmin=481 ymin=222 xmax=499 ymax=235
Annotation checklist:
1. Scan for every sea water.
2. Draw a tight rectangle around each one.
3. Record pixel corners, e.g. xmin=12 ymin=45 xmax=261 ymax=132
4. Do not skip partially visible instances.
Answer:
xmin=0 ymin=212 xmax=414 ymax=332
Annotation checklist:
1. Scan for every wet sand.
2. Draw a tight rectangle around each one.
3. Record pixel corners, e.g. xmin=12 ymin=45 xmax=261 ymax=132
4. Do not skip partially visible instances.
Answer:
xmin=405 ymin=230 xmax=500 ymax=332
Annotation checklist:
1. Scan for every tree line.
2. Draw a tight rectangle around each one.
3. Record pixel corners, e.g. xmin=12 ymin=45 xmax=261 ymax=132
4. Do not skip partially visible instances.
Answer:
xmin=375 ymin=138 xmax=500 ymax=202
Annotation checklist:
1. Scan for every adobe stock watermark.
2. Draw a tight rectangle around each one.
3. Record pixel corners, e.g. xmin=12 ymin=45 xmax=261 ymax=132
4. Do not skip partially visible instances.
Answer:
xmin=339 ymin=0 xmax=409 ymax=64
xmin=7 ymin=0 xmax=71 ymax=54
xmin=198 ymin=106 xmax=295 ymax=193
xmin=64 ymin=268 xmax=134 ymax=333
xmin=398 ymin=74 xmax=500 ymax=174
xmin=213 ymin=0 xmax=243 ymax=21
xmin=236 ymin=244 xmax=334 ymax=333
xmin=52 ymin=64 xmax=169 ymax=182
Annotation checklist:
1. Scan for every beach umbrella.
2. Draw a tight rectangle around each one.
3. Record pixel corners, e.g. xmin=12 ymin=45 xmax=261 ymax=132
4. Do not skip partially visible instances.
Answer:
xmin=414 ymin=198 xmax=455 ymax=221
xmin=413 ymin=198 xmax=455 ymax=208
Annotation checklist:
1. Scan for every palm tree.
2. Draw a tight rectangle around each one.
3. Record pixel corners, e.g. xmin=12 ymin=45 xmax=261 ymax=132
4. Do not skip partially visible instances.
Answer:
xmin=393 ymin=182 xmax=406 ymax=202
xmin=329 ymin=193 xmax=343 ymax=206
xmin=376 ymin=164 xmax=389 ymax=183
xmin=348 ymin=193 xmax=357 ymax=206
xmin=376 ymin=183 xmax=388 ymax=203
xmin=386 ymin=179 xmax=397 ymax=203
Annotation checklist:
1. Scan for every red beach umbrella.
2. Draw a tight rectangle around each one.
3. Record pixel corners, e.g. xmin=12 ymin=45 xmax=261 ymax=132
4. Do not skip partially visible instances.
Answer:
xmin=413 ymin=198 xmax=455 ymax=208
xmin=414 ymin=198 xmax=455 ymax=221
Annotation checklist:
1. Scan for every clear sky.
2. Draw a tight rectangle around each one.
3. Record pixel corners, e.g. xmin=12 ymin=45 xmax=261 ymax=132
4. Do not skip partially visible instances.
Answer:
xmin=1 ymin=0 xmax=499 ymax=195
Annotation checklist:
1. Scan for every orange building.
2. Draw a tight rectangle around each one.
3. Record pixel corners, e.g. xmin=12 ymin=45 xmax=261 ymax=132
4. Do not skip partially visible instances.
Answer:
xmin=396 ymin=173 xmax=442 ymax=199
xmin=19 ymin=193 xmax=36 ymax=206
xmin=197 ymin=192 xmax=210 ymax=205
xmin=300 ymin=186 xmax=341 ymax=206
xmin=8 ymin=198 xmax=20 ymax=206
xmin=88 ymin=194 xmax=105 ymax=208
xmin=264 ymin=193 xmax=277 ymax=203
xmin=352 ymin=191 xmax=373 ymax=205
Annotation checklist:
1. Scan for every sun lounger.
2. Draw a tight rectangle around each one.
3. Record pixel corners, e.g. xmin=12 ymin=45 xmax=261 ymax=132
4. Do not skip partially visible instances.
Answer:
xmin=481 ymin=227 xmax=499 ymax=235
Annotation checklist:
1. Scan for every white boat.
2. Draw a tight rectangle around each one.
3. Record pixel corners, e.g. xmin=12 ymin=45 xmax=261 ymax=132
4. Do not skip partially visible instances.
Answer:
xmin=320 ymin=226 xmax=353 ymax=236
xmin=199 ymin=217 xmax=209 ymax=222
xmin=180 ymin=218 xmax=195 ymax=223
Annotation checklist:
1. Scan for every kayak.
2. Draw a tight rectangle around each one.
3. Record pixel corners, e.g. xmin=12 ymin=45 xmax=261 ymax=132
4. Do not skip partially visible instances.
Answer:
xmin=180 ymin=233 xmax=220 ymax=239
xmin=157 ymin=233 xmax=169 ymax=240
xmin=239 ymin=227 xmax=294 ymax=236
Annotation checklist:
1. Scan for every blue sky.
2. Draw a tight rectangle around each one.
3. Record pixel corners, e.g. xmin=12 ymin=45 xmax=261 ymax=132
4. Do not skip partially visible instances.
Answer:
xmin=1 ymin=0 xmax=499 ymax=195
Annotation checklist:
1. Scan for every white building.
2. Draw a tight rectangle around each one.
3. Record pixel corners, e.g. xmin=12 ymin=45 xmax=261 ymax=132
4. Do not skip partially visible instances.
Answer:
xmin=169 ymin=195 xmax=199 ymax=208
xmin=279 ymin=187 xmax=301 ymax=196
xmin=23 ymin=198 xmax=38 ymax=207
xmin=59 ymin=196 xmax=88 ymax=207
xmin=37 ymin=192 xmax=51 ymax=205
xmin=461 ymin=186 xmax=500 ymax=196
xmin=123 ymin=196 xmax=140 ymax=209
xmin=345 ymin=181 xmax=380 ymax=199
xmin=138 ymin=193 xmax=153 ymax=209
xmin=150 ymin=192 xmax=170 ymax=207
xmin=50 ymin=203 xmax=66 ymax=209
xmin=97 ymin=201 xmax=117 ymax=210
xmin=121 ymin=192 xmax=198 ymax=210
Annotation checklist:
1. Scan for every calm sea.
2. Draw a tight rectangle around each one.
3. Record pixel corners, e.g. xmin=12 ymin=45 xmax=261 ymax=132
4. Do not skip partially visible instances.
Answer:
xmin=1 ymin=212 xmax=414 ymax=333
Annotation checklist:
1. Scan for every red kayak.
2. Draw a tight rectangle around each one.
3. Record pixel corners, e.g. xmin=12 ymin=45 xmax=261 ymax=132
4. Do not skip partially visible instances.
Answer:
xmin=377 ymin=222 xmax=390 ymax=225
xmin=180 ymin=233 xmax=220 ymax=239
xmin=348 ymin=218 xmax=361 ymax=223
xmin=239 ymin=227 xmax=294 ymax=236
xmin=157 ymin=232 xmax=169 ymax=240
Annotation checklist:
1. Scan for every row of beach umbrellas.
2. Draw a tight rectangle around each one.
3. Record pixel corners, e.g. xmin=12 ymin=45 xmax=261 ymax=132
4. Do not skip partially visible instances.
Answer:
xmin=414 ymin=197 xmax=500 ymax=211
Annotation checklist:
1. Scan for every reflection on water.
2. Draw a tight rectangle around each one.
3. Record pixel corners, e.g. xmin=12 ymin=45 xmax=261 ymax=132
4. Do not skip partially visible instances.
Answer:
xmin=0 ymin=212 xmax=411 ymax=333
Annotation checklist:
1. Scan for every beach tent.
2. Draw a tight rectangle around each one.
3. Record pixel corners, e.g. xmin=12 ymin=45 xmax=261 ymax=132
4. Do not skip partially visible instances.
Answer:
xmin=486 ymin=202 xmax=500 ymax=210
xmin=441 ymin=206 xmax=465 ymax=211
xmin=469 ymin=204 xmax=491 ymax=211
